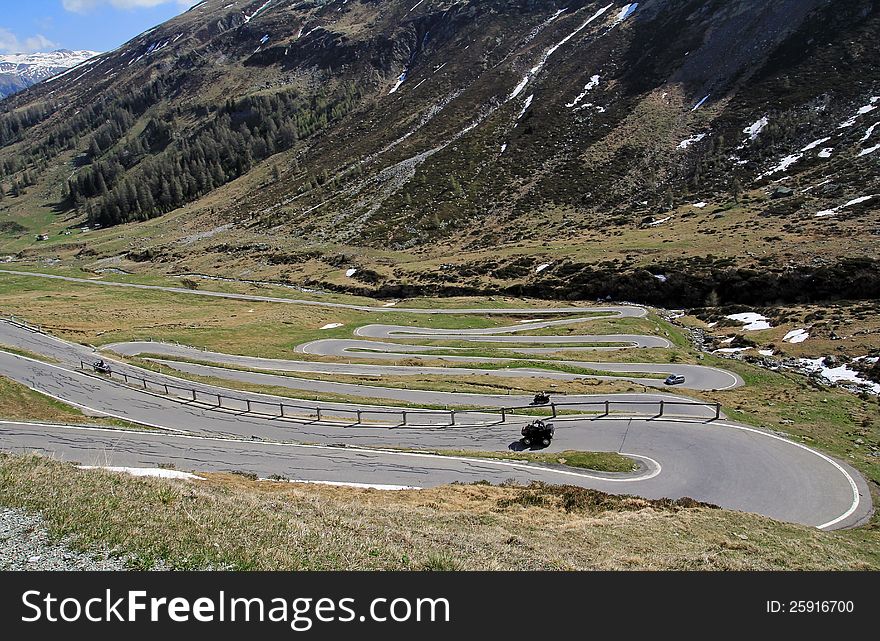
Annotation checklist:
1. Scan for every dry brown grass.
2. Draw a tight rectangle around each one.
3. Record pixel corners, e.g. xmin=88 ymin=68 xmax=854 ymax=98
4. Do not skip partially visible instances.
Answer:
xmin=0 ymin=272 xmax=527 ymax=357
xmin=1 ymin=453 xmax=877 ymax=571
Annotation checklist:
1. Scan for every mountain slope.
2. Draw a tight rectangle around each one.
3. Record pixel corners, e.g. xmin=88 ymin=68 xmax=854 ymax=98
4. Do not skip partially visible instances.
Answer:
xmin=0 ymin=50 xmax=99 ymax=98
xmin=0 ymin=0 xmax=878 ymax=305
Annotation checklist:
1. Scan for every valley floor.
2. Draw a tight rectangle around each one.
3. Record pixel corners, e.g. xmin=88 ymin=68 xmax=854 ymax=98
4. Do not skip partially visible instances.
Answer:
xmin=0 ymin=269 xmax=877 ymax=571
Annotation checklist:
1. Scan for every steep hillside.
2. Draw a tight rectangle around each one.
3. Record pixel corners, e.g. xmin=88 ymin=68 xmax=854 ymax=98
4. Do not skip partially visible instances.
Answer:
xmin=0 ymin=0 xmax=878 ymax=305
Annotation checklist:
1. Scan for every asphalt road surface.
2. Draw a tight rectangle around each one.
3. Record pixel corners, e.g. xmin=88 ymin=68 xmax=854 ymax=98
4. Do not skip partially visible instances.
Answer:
xmin=105 ymin=312 xmax=741 ymax=392
xmin=0 ymin=320 xmax=871 ymax=530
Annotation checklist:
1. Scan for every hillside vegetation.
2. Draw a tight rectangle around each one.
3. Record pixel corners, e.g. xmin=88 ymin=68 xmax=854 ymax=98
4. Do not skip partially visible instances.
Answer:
xmin=0 ymin=0 xmax=878 ymax=306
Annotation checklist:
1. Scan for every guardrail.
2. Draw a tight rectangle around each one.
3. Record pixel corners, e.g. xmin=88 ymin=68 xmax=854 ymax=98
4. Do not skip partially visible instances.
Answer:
xmin=1 ymin=315 xmax=43 ymax=333
xmin=80 ymin=360 xmax=722 ymax=428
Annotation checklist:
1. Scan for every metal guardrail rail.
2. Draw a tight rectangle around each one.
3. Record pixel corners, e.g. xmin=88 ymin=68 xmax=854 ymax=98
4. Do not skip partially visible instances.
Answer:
xmin=1 ymin=315 xmax=43 ymax=334
xmin=80 ymin=360 xmax=722 ymax=428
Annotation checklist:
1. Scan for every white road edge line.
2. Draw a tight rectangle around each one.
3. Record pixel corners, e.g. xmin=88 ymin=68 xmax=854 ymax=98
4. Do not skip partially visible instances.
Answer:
xmin=713 ymin=422 xmax=861 ymax=530
xmin=261 ymin=479 xmax=421 ymax=490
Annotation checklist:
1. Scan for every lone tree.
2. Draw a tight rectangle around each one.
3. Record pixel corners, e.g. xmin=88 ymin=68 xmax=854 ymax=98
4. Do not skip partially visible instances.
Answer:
xmin=731 ymin=177 xmax=742 ymax=204
xmin=705 ymin=289 xmax=721 ymax=307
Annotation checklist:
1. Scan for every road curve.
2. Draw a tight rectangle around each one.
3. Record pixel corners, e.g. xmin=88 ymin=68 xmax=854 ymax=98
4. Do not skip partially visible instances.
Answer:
xmin=0 ymin=421 xmax=660 ymax=489
xmin=2 ymin=269 xmax=742 ymax=388
xmin=147 ymin=359 xmax=721 ymax=415
xmin=295 ymin=339 xmax=740 ymax=391
xmin=107 ymin=339 xmax=739 ymax=394
xmin=0 ymin=323 xmax=871 ymax=530
xmin=2 ymin=325 xmax=722 ymax=423
xmin=104 ymin=309 xmax=740 ymax=392
xmin=0 ymin=415 xmax=869 ymax=530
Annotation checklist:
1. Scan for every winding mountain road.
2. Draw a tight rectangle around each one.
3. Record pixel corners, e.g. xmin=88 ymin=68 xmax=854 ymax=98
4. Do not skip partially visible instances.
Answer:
xmin=105 ymin=312 xmax=741 ymax=392
xmin=0 ymin=315 xmax=871 ymax=530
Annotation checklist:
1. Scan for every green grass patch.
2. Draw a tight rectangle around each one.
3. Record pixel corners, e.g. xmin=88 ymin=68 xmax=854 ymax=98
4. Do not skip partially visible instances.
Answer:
xmin=0 ymin=375 xmax=147 ymax=430
xmin=0 ymin=344 xmax=60 ymax=364
xmin=426 ymin=449 xmax=637 ymax=473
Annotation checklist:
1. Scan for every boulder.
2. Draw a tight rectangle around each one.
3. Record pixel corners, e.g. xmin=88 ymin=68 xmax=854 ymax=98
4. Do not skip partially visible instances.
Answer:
xmin=770 ymin=186 xmax=794 ymax=199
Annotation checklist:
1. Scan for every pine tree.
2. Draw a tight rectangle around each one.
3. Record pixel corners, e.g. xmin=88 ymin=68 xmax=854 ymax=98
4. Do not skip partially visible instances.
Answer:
xmin=450 ymin=176 xmax=464 ymax=198
xmin=731 ymin=177 xmax=742 ymax=204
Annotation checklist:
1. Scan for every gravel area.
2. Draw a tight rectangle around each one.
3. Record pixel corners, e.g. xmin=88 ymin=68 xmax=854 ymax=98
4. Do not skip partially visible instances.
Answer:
xmin=0 ymin=507 xmax=130 ymax=571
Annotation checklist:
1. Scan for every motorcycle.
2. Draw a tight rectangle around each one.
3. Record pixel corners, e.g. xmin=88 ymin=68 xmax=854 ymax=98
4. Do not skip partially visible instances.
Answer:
xmin=531 ymin=391 xmax=551 ymax=405
xmin=521 ymin=419 xmax=555 ymax=447
xmin=92 ymin=360 xmax=112 ymax=375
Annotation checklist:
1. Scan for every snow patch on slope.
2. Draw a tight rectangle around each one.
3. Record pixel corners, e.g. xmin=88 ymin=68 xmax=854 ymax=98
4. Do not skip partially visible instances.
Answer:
xmin=743 ymin=116 xmax=769 ymax=142
xmin=389 ymin=69 xmax=408 ymax=94
xmin=691 ymin=95 xmax=710 ymax=111
xmin=801 ymin=137 xmax=830 ymax=151
xmin=761 ymin=153 xmax=803 ymax=178
xmin=726 ymin=312 xmax=772 ymax=331
xmin=243 ymin=0 xmax=273 ymax=24
xmin=798 ymin=358 xmax=880 ymax=394
xmin=80 ymin=466 xmax=204 ymax=481
xmin=678 ymin=133 xmax=707 ymax=149
xmin=613 ymin=3 xmax=639 ymax=24
xmin=517 ymin=94 xmax=534 ymax=120
xmin=783 ymin=329 xmax=809 ymax=344
xmin=567 ymin=75 xmax=600 ymax=108
xmin=509 ymin=4 xmax=613 ymax=100
xmin=815 ymin=195 xmax=877 ymax=217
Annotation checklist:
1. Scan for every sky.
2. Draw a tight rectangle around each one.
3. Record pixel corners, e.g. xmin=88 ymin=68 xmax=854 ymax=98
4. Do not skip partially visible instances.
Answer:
xmin=0 ymin=0 xmax=201 ymax=54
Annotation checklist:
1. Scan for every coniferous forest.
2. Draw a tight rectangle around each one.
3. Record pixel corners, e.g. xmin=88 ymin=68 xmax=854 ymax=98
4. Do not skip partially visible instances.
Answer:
xmin=0 ymin=77 xmax=360 ymax=227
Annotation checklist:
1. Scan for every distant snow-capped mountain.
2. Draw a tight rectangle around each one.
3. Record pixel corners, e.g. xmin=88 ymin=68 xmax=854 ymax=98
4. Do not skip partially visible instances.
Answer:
xmin=0 ymin=49 xmax=100 ymax=98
